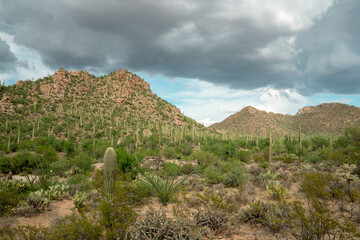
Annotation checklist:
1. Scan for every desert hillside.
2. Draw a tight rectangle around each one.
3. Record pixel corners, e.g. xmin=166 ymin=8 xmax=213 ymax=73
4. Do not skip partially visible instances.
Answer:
xmin=211 ymin=103 xmax=360 ymax=136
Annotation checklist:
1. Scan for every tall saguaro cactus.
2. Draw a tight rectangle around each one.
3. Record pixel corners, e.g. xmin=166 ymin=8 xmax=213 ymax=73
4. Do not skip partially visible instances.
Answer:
xmin=104 ymin=147 xmax=116 ymax=196
xmin=269 ymin=125 xmax=272 ymax=162
xmin=298 ymin=124 xmax=302 ymax=150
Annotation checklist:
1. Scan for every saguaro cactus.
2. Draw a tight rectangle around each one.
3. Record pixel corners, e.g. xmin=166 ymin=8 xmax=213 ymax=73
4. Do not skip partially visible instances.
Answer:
xmin=298 ymin=124 xmax=302 ymax=150
xmin=269 ymin=125 xmax=272 ymax=162
xmin=104 ymin=147 xmax=116 ymax=196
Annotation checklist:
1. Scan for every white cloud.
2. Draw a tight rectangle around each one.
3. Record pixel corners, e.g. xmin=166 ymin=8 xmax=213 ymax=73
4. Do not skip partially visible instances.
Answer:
xmin=0 ymin=32 xmax=52 ymax=84
xmin=175 ymin=80 xmax=310 ymax=125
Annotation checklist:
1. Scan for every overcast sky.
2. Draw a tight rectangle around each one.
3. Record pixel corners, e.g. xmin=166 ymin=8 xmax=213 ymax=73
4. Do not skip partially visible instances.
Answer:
xmin=1 ymin=0 xmax=360 ymax=126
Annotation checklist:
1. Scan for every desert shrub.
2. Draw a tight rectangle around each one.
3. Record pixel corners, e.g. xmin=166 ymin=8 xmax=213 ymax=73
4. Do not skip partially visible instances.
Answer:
xmin=18 ymin=139 xmax=35 ymax=151
xmin=72 ymin=152 xmax=93 ymax=174
xmin=179 ymin=142 xmax=193 ymax=156
xmin=49 ymin=158 xmax=72 ymax=176
xmin=36 ymin=145 xmax=58 ymax=162
xmin=300 ymin=172 xmax=333 ymax=200
xmin=196 ymin=188 xmax=237 ymax=213
xmin=241 ymin=201 xmax=269 ymax=224
xmin=219 ymin=142 xmax=236 ymax=160
xmin=195 ymin=208 xmax=230 ymax=234
xmin=98 ymin=181 xmax=140 ymax=239
xmin=252 ymin=152 xmax=267 ymax=163
xmin=116 ymin=147 xmax=137 ymax=177
xmin=193 ymin=190 xmax=237 ymax=234
xmin=162 ymin=162 xmax=182 ymax=176
xmin=242 ymin=200 xmax=356 ymax=237
xmin=50 ymin=214 xmax=102 ymax=240
xmin=0 ymin=225 xmax=49 ymax=240
xmin=67 ymin=174 xmax=92 ymax=195
xmin=131 ymin=210 xmax=204 ymax=239
xmin=0 ymin=156 xmax=11 ymax=173
xmin=330 ymin=150 xmax=349 ymax=164
xmin=345 ymin=125 xmax=360 ymax=149
xmin=334 ymin=136 xmax=349 ymax=149
xmin=259 ymin=162 xmax=269 ymax=168
xmin=162 ymin=147 xmax=181 ymax=159
xmin=220 ymin=161 xmax=247 ymax=187
xmin=204 ymin=166 xmax=223 ymax=185
xmin=306 ymin=153 xmax=322 ymax=164
xmin=235 ymin=150 xmax=251 ymax=162
xmin=181 ymin=163 xmax=196 ymax=175
xmin=63 ymin=140 xmax=75 ymax=156
xmin=188 ymin=150 xmax=220 ymax=166
xmin=242 ymin=201 xmax=291 ymax=233
xmin=288 ymin=200 xmax=356 ymax=240
xmin=0 ymin=151 xmax=38 ymax=174
xmin=0 ymin=179 xmax=29 ymax=216
xmin=93 ymin=141 xmax=110 ymax=159
xmin=311 ymin=136 xmax=330 ymax=150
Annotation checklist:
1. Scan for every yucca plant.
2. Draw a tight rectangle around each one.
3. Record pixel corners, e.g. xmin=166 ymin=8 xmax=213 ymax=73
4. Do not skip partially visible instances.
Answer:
xmin=139 ymin=168 xmax=190 ymax=205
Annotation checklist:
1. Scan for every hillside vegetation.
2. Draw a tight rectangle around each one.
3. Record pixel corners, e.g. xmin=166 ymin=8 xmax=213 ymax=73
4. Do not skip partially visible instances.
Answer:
xmin=1 ymin=70 xmax=360 ymax=239
xmin=211 ymin=103 xmax=360 ymax=136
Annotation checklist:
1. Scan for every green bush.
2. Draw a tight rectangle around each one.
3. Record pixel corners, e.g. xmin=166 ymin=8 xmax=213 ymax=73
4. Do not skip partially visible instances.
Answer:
xmin=181 ymin=163 xmax=195 ymax=175
xmin=36 ymin=145 xmax=58 ymax=162
xmin=188 ymin=150 xmax=220 ymax=166
xmin=311 ymin=136 xmax=330 ymax=150
xmin=204 ymin=166 xmax=223 ymax=185
xmin=72 ymin=153 xmax=93 ymax=174
xmin=162 ymin=147 xmax=181 ymax=159
xmin=334 ymin=136 xmax=348 ymax=149
xmin=162 ymin=162 xmax=182 ymax=177
xmin=307 ymin=154 xmax=322 ymax=164
xmin=235 ymin=150 xmax=251 ymax=162
xmin=300 ymin=172 xmax=332 ymax=200
xmin=116 ymin=147 xmax=137 ymax=176
xmin=50 ymin=214 xmax=102 ymax=240
xmin=49 ymin=158 xmax=72 ymax=176
xmin=0 ymin=151 xmax=38 ymax=174
xmin=99 ymin=181 xmax=139 ymax=239
xmin=0 ymin=179 xmax=29 ymax=216
xmin=220 ymin=161 xmax=247 ymax=187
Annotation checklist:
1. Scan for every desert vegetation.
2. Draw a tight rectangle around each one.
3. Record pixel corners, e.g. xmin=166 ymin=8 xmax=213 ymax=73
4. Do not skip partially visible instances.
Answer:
xmin=1 ymin=70 xmax=360 ymax=239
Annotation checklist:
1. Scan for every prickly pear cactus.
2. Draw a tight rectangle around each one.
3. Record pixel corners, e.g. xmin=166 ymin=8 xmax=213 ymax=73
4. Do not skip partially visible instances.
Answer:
xmin=104 ymin=147 xmax=116 ymax=196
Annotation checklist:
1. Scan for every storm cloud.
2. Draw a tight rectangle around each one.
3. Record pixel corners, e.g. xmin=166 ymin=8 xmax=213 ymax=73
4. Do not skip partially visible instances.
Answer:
xmin=0 ymin=0 xmax=359 ymax=94
xmin=0 ymin=38 xmax=17 ymax=72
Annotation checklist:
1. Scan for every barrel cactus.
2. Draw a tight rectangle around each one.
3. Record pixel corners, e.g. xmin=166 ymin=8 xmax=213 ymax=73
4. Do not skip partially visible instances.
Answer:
xmin=104 ymin=147 xmax=116 ymax=195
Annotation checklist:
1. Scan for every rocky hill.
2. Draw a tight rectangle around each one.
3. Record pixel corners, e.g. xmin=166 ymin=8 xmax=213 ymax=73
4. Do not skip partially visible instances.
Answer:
xmin=211 ymin=103 xmax=360 ymax=137
xmin=0 ymin=69 xmax=203 ymax=150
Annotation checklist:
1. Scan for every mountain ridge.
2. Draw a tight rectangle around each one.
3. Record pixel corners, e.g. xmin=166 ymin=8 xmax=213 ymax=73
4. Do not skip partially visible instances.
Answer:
xmin=0 ymin=68 xmax=204 ymax=150
xmin=211 ymin=103 xmax=360 ymax=136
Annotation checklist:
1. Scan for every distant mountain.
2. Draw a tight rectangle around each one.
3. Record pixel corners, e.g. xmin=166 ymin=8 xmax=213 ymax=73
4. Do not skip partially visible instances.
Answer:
xmin=0 ymin=69 xmax=202 ymax=148
xmin=210 ymin=103 xmax=360 ymax=136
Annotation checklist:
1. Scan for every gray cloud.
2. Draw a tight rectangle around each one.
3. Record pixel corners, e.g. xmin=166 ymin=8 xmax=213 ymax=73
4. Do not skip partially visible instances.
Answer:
xmin=0 ymin=38 xmax=17 ymax=72
xmin=0 ymin=0 xmax=359 ymax=94
xmin=295 ymin=0 xmax=360 ymax=95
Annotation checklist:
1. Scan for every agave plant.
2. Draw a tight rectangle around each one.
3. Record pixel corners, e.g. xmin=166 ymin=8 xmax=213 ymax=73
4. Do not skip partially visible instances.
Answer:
xmin=139 ymin=168 xmax=190 ymax=205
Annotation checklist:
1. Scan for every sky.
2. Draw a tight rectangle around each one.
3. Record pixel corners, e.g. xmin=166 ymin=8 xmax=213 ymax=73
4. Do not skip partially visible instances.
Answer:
xmin=1 ymin=0 xmax=360 ymax=126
